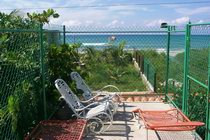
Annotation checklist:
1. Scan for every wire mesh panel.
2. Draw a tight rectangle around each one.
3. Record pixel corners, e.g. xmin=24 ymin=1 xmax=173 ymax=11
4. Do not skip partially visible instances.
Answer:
xmin=168 ymin=30 xmax=185 ymax=107
xmin=44 ymin=24 xmax=63 ymax=45
xmin=0 ymin=29 xmax=43 ymax=139
xmin=187 ymin=25 xmax=210 ymax=139
xmin=143 ymin=58 xmax=156 ymax=89
xmin=189 ymin=26 xmax=209 ymax=83
xmin=169 ymin=31 xmax=185 ymax=82
xmin=188 ymin=81 xmax=207 ymax=138
xmin=61 ymin=26 xmax=167 ymax=92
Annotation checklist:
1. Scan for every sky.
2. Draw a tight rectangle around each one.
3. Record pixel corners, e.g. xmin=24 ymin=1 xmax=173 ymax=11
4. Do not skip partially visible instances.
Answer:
xmin=0 ymin=0 xmax=210 ymax=27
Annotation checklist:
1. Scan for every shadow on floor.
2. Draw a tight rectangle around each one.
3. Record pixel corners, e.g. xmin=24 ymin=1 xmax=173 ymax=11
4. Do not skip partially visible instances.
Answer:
xmin=114 ymin=111 xmax=134 ymax=121
xmin=84 ymin=103 xmax=135 ymax=140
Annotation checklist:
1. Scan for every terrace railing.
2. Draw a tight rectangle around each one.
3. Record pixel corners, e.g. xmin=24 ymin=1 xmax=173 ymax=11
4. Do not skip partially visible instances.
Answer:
xmin=0 ymin=25 xmax=47 ymax=139
xmin=164 ymin=22 xmax=210 ymax=140
xmin=134 ymin=52 xmax=157 ymax=92
xmin=0 ymin=22 xmax=210 ymax=139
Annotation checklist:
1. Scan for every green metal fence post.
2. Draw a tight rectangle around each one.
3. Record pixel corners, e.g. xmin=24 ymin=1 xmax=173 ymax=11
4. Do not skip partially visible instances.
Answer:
xmin=141 ymin=56 xmax=144 ymax=74
xmin=147 ymin=63 xmax=150 ymax=80
xmin=165 ymin=26 xmax=171 ymax=102
xmin=136 ymin=52 xmax=138 ymax=63
xmin=206 ymin=39 xmax=210 ymax=140
xmin=138 ymin=55 xmax=141 ymax=67
xmin=154 ymin=72 xmax=157 ymax=92
xmin=39 ymin=24 xmax=47 ymax=119
xmin=63 ymin=25 xmax=66 ymax=44
xmin=182 ymin=22 xmax=191 ymax=115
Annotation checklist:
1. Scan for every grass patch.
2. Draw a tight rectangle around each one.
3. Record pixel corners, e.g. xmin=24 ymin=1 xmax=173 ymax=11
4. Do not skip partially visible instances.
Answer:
xmin=86 ymin=64 xmax=146 ymax=92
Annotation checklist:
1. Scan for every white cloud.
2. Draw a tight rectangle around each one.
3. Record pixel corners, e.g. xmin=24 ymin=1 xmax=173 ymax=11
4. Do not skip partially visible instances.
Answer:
xmin=162 ymin=4 xmax=184 ymax=9
xmin=118 ymin=11 xmax=135 ymax=16
xmin=2 ymin=0 xmax=204 ymax=28
xmin=47 ymin=7 xmax=110 ymax=26
xmin=145 ymin=17 xmax=189 ymax=27
xmin=48 ymin=4 xmax=146 ymax=27
xmin=64 ymin=0 xmax=99 ymax=6
xmin=175 ymin=6 xmax=210 ymax=16
xmin=145 ymin=19 xmax=166 ymax=27
xmin=197 ymin=20 xmax=204 ymax=23
xmin=0 ymin=0 xmax=156 ymax=27
xmin=107 ymin=20 xmax=124 ymax=27
xmin=85 ymin=20 xmax=94 ymax=26
xmin=62 ymin=20 xmax=82 ymax=26
xmin=171 ymin=17 xmax=189 ymax=24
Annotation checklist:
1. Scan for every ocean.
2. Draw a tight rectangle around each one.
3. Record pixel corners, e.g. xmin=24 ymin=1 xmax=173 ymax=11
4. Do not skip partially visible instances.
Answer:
xmin=65 ymin=34 xmax=210 ymax=55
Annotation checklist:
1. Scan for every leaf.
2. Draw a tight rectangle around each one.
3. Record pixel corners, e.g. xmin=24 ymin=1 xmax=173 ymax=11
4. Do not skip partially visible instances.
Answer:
xmin=53 ymin=13 xmax=59 ymax=18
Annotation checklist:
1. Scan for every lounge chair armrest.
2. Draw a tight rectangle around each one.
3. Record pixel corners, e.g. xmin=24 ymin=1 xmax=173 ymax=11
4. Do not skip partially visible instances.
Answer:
xmin=75 ymin=102 xmax=99 ymax=112
xmin=148 ymin=121 xmax=205 ymax=129
xmin=97 ymin=85 xmax=120 ymax=94
xmin=80 ymin=99 xmax=93 ymax=104
xmin=80 ymin=94 xmax=101 ymax=104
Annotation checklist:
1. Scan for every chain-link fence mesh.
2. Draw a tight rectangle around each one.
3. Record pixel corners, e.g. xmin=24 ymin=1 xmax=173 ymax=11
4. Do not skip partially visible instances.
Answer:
xmin=144 ymin=58 xmax=156 ymax=90
xmin=1 ymin=22 xmax=209 ymax=139
xmin=169 ymin=31 xmax=185 ymax=82
xmin=187 ymin=25 xmax=210 ymax=139
xmin=59 ymin=26 xmax=168 ymax=92
xmin=168 ymin=29 xmax=185 ymax=108
xmin=0 ymin=28 xmax=44 ymax=139
xmin=189 ymin=26 xmax=209 ymax=83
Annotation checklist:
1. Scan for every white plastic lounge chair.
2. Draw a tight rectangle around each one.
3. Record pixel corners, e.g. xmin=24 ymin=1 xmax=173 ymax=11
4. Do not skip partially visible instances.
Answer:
xmin=70 ymin=72 xmax=120 ymax=113
xmin=55 ymin=79 xmax=113 ymax=134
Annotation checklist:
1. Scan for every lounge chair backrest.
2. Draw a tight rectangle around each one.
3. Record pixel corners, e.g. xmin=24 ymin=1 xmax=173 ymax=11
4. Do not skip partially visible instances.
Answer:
xmin=70 ymin=72 xmax=93 ymax=100
xmin=55 ymin=79 xmax=84 ymax=117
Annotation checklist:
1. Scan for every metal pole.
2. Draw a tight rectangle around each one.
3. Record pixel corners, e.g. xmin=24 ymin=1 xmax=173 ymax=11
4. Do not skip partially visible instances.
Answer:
xmin=147 ymin=63 xmax=150 ymax=80
xmin=206 ymin=36 xmax=210 ymax=140
xmin=138 ymin=55 xmax=141 ymax=67
xmin=63 ymin=25 xmax=66 ymax=44
xmin=165 ymin=26 xmax=170 ymax=102
xmin=189 ymin=22 xmax=210 ymax=26
xmin=39 ymin=24 xmax=47 ymax=119
xmin=182 ymin=22 xmax=191 ymax=115
xmin=154 ymin=72 xmax=157 ymax=92
xmin=141 ymin=56 xmax=144 ymax=74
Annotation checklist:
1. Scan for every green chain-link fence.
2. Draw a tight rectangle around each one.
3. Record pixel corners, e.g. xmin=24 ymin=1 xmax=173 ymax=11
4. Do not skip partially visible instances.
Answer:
xmin=134 ymin=52 xmax=157 ymax=92
xmin=186 ymin=24 xmax=210 ymax=140
xmin=1 ymin=21 xmax=210 ymax=139
xmin=0 ymin=26 xmax=47 ymax=139
xmin=60 ymin=26 xmax=168 ymax=92
xmin=167 ymin=26 xmax=185 ymax=108
xmin=165 ymin=23 xmax=210 ymax=140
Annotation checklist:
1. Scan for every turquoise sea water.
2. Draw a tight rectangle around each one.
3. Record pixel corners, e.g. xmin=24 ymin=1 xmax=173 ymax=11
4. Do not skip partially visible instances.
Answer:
xmin=66 ymin=35 xmax=210 ymax=50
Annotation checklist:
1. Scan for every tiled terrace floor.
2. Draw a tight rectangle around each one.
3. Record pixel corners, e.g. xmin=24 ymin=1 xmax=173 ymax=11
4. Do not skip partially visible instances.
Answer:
xmin=84 ymin=102 xmax=201 ymax=140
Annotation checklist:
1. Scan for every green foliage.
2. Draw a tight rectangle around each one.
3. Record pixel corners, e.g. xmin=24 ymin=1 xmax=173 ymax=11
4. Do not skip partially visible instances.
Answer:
xmin=0 ymin=9 xmax=60 ymax=139
xmin=46 ymin=43 xmax=84 ymax=107
xmin=0 ymin=10 xmax=38 ymax=29
xmin=6 ymin=80 xmax=42 ymax=139
xmin=171 ymin=83 xmax=207 ymax=138
xmin=136 ymin=48 xmax=207 ymax=138
xmin=0 ymin=45 xmax=39 ymax=69
xmin=101 ymin=41 xmax=131 ymax=66
xmin=137 ymin=50 xmax=166 ymax=92
xmin=27 ymin=9 xmax=59 ymax=24
xmin=48 ymin=43 xmax=81 ymax=83
xmin=8 ymin=95 xmax=19 ymax=132
xmin=167 ymin=49 xmax=208 ymax=139
xmin=81 ymin=42 xmax=146 ymax=91
xmin=107 ymin=67 xmax=127 ymax=83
